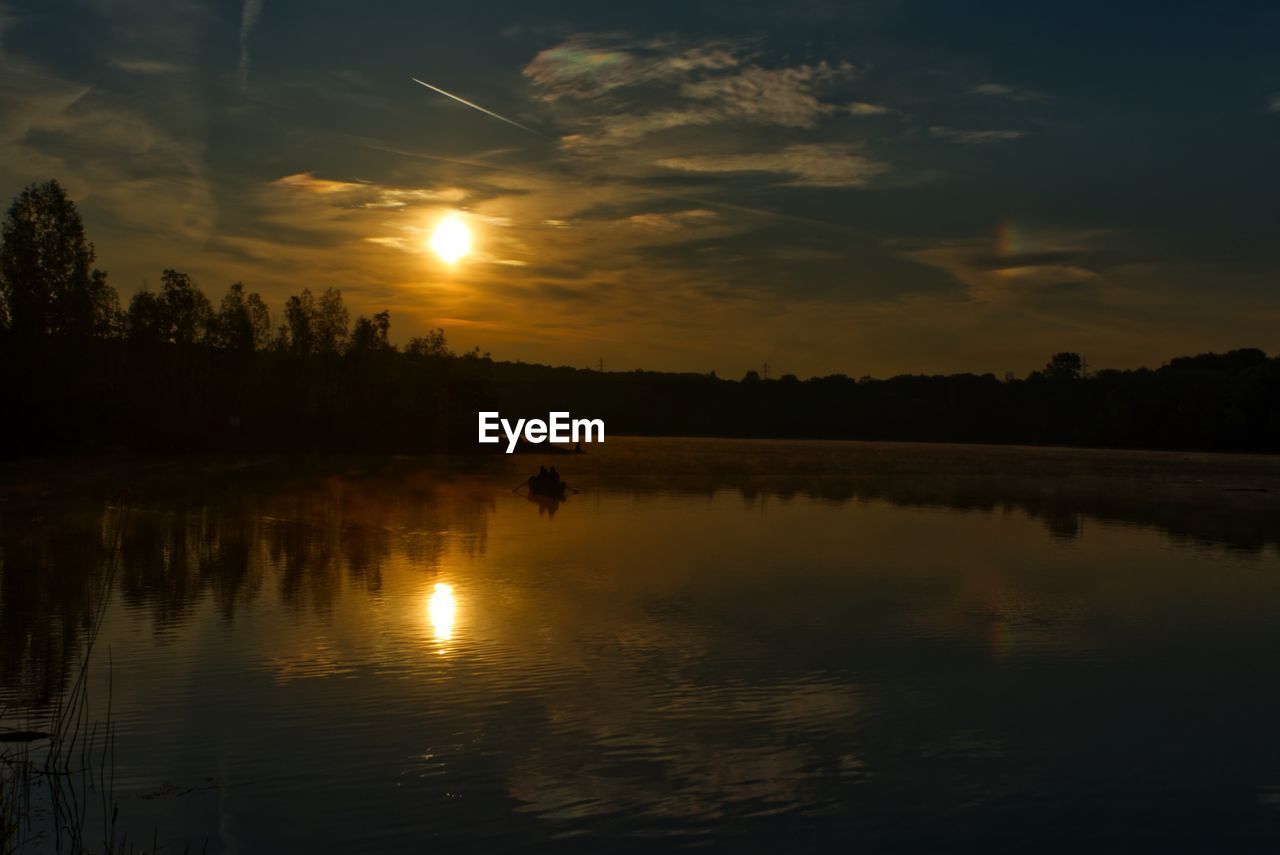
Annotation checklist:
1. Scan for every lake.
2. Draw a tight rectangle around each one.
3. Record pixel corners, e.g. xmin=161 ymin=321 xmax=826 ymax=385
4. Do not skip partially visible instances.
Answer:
xmin=3 ymin=438 xmax=1280 ymax=852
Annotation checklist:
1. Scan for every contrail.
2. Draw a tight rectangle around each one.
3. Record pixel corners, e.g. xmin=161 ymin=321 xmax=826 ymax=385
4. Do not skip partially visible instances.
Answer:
xmin=239 ymin=0 xmax=264 ymax=90
xmin=411 ymin=78 xmax=550 ymax=139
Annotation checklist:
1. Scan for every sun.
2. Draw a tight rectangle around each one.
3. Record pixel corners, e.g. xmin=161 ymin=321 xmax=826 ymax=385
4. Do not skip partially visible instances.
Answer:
xmin=429 ymin=215 xmax=471 ymax=264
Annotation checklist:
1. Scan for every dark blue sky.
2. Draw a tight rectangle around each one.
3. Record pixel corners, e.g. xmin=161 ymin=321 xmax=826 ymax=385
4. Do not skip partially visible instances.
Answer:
xmin=2 ymin=0 xmax=1277 ymax=376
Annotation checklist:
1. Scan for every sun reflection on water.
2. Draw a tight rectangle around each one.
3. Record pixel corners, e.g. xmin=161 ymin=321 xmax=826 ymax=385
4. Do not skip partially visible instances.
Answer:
xmin=429 ymin=583 xmax=456 ymax=647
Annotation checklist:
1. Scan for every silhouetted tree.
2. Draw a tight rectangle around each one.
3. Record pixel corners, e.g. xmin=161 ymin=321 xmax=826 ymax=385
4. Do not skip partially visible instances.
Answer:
xmin=126 ymin=288 xmax=166 ymax=344
xmin=268 ymin=323 xmax=290 ymax=353
xmin=247 ymin=291 xmax=271 ymax=345
xmin=1042 ymin=352 xmax=1083 ymax=381
xmin=84 ymin=268 xmax=124 ymax=338
xmin=349 ymin=310 xmax=392 ymax=353
xmin=0 ymin=179 xmax=114 ymax=337
xmin=213 ymin=282 xmax=271 ymax=351
xmin=284 ymin=289 xmax=316 ymax=356
xmin=742 ymin=370 xmax=761 ymax=383
xmin=1167 ymin=348 xmax=1268 ymax=373
xmin=314 ymin=288 xmax=348 ymax=355
xmin=406 ymin=328 xmax=450 ymax=359
xmin=157 ymin=269 xmax=211 ymax=345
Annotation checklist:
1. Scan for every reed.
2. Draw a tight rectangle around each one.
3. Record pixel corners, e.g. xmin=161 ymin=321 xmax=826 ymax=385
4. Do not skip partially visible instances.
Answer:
xmin=0 ymin=495 xmax=196 ymax=854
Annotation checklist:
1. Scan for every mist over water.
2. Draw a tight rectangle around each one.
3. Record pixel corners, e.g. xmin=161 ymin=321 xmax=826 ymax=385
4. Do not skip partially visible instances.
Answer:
xmin=3 ymin=438 xmax=1280 ymax=852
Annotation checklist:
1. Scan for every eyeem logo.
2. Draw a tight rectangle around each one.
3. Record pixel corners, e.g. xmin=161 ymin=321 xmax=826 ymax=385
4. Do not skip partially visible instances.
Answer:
xmin=478 ymin=411 xmax=605 ymax=453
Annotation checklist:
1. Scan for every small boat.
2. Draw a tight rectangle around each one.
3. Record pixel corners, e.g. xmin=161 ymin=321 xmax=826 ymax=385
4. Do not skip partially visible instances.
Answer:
xmin=527 ymin=474 xmax=568 ymax=497
xmin=529 ymin=478 xmax=570 ymax=496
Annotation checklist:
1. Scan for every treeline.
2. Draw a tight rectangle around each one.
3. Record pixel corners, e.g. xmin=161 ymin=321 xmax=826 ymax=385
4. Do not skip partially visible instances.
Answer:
xmin=486 ymin=348 xmax=1280 ymax=452
xmin=2 ymin=178 xmax=1279 ymax=455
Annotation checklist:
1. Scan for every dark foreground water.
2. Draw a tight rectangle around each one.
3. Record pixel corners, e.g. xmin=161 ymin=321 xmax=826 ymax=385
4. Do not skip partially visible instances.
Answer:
xmin=3 ymin=438 xmax=1280 ymax=852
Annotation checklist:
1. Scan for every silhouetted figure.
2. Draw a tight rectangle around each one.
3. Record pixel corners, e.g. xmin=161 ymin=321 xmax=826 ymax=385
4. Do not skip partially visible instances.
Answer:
xmin=527 ymin=466 xmax=567 ymax=497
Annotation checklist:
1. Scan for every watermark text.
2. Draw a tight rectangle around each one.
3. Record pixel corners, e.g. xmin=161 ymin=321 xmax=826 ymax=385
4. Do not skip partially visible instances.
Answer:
xmin=478 ymin=411 xmax=604 ymax=453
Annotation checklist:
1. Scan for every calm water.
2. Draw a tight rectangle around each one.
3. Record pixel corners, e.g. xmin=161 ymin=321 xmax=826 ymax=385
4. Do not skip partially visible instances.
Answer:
xmin=4 ymin=438 xmax=1280 ymax=852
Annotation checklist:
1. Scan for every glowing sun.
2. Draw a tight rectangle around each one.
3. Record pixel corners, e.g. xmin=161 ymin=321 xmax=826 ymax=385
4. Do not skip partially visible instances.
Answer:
xmin=429 ymin=215 xmax=471 ymax=264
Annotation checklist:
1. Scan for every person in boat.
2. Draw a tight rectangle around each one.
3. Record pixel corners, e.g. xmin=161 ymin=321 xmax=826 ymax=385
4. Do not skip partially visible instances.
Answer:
xmin=528 ymin=466 xmax=554 ymax=493
xmin=528 ymin=465 xmax=567 ymax=495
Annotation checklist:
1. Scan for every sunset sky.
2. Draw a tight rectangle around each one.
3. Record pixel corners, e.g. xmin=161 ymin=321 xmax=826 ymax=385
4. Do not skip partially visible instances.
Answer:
xmin=2 ymin=0 xmax=1278 ymax=377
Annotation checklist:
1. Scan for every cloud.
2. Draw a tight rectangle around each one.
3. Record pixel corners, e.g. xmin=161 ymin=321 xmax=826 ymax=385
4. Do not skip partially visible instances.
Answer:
xmin=524 ymin=35 xmax=860 ymax=151
xmin=555 ymin=110 xmax=698 ymax=151
xmin=273 ymin=172 xmax=468 ymax=207
xmin=678 ymin=62 xmax=856 ymax=127
xmin=275 ymin=173 xmax=362 ymax=194
xmin=523 ymin=34 xmax=741 ymax=101
xmin=929 ymin=126 xmax=1026 ymax=144
xmin=903 ymin=225 xmax=1114 ymax=304
xmin=266 ymin=173 xmax=504 ymax=270
xmin=111 ymin=58 xmax=185 ymax=75
xmin=658 ymin=144 xmax=889 ymax=187
xmin=0 ymin=20 xmax=215 ymax=256
xmin=627 ymin=209 xmax=718 ymax=230
xmin=1269 ymin=93 xmax=1280 ymax=113
xmin=971 ymin=82 xmax=1049 ymax=102
xmin=239 ymin=0 xmax=264 ymax=90
xmin=847 ymin=101 xmax=889 ymax=116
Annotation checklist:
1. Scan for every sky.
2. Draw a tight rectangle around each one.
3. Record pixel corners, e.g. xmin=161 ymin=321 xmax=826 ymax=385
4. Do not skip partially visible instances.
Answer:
xmin=2 ymin=0 xmax=1278 ymax=378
